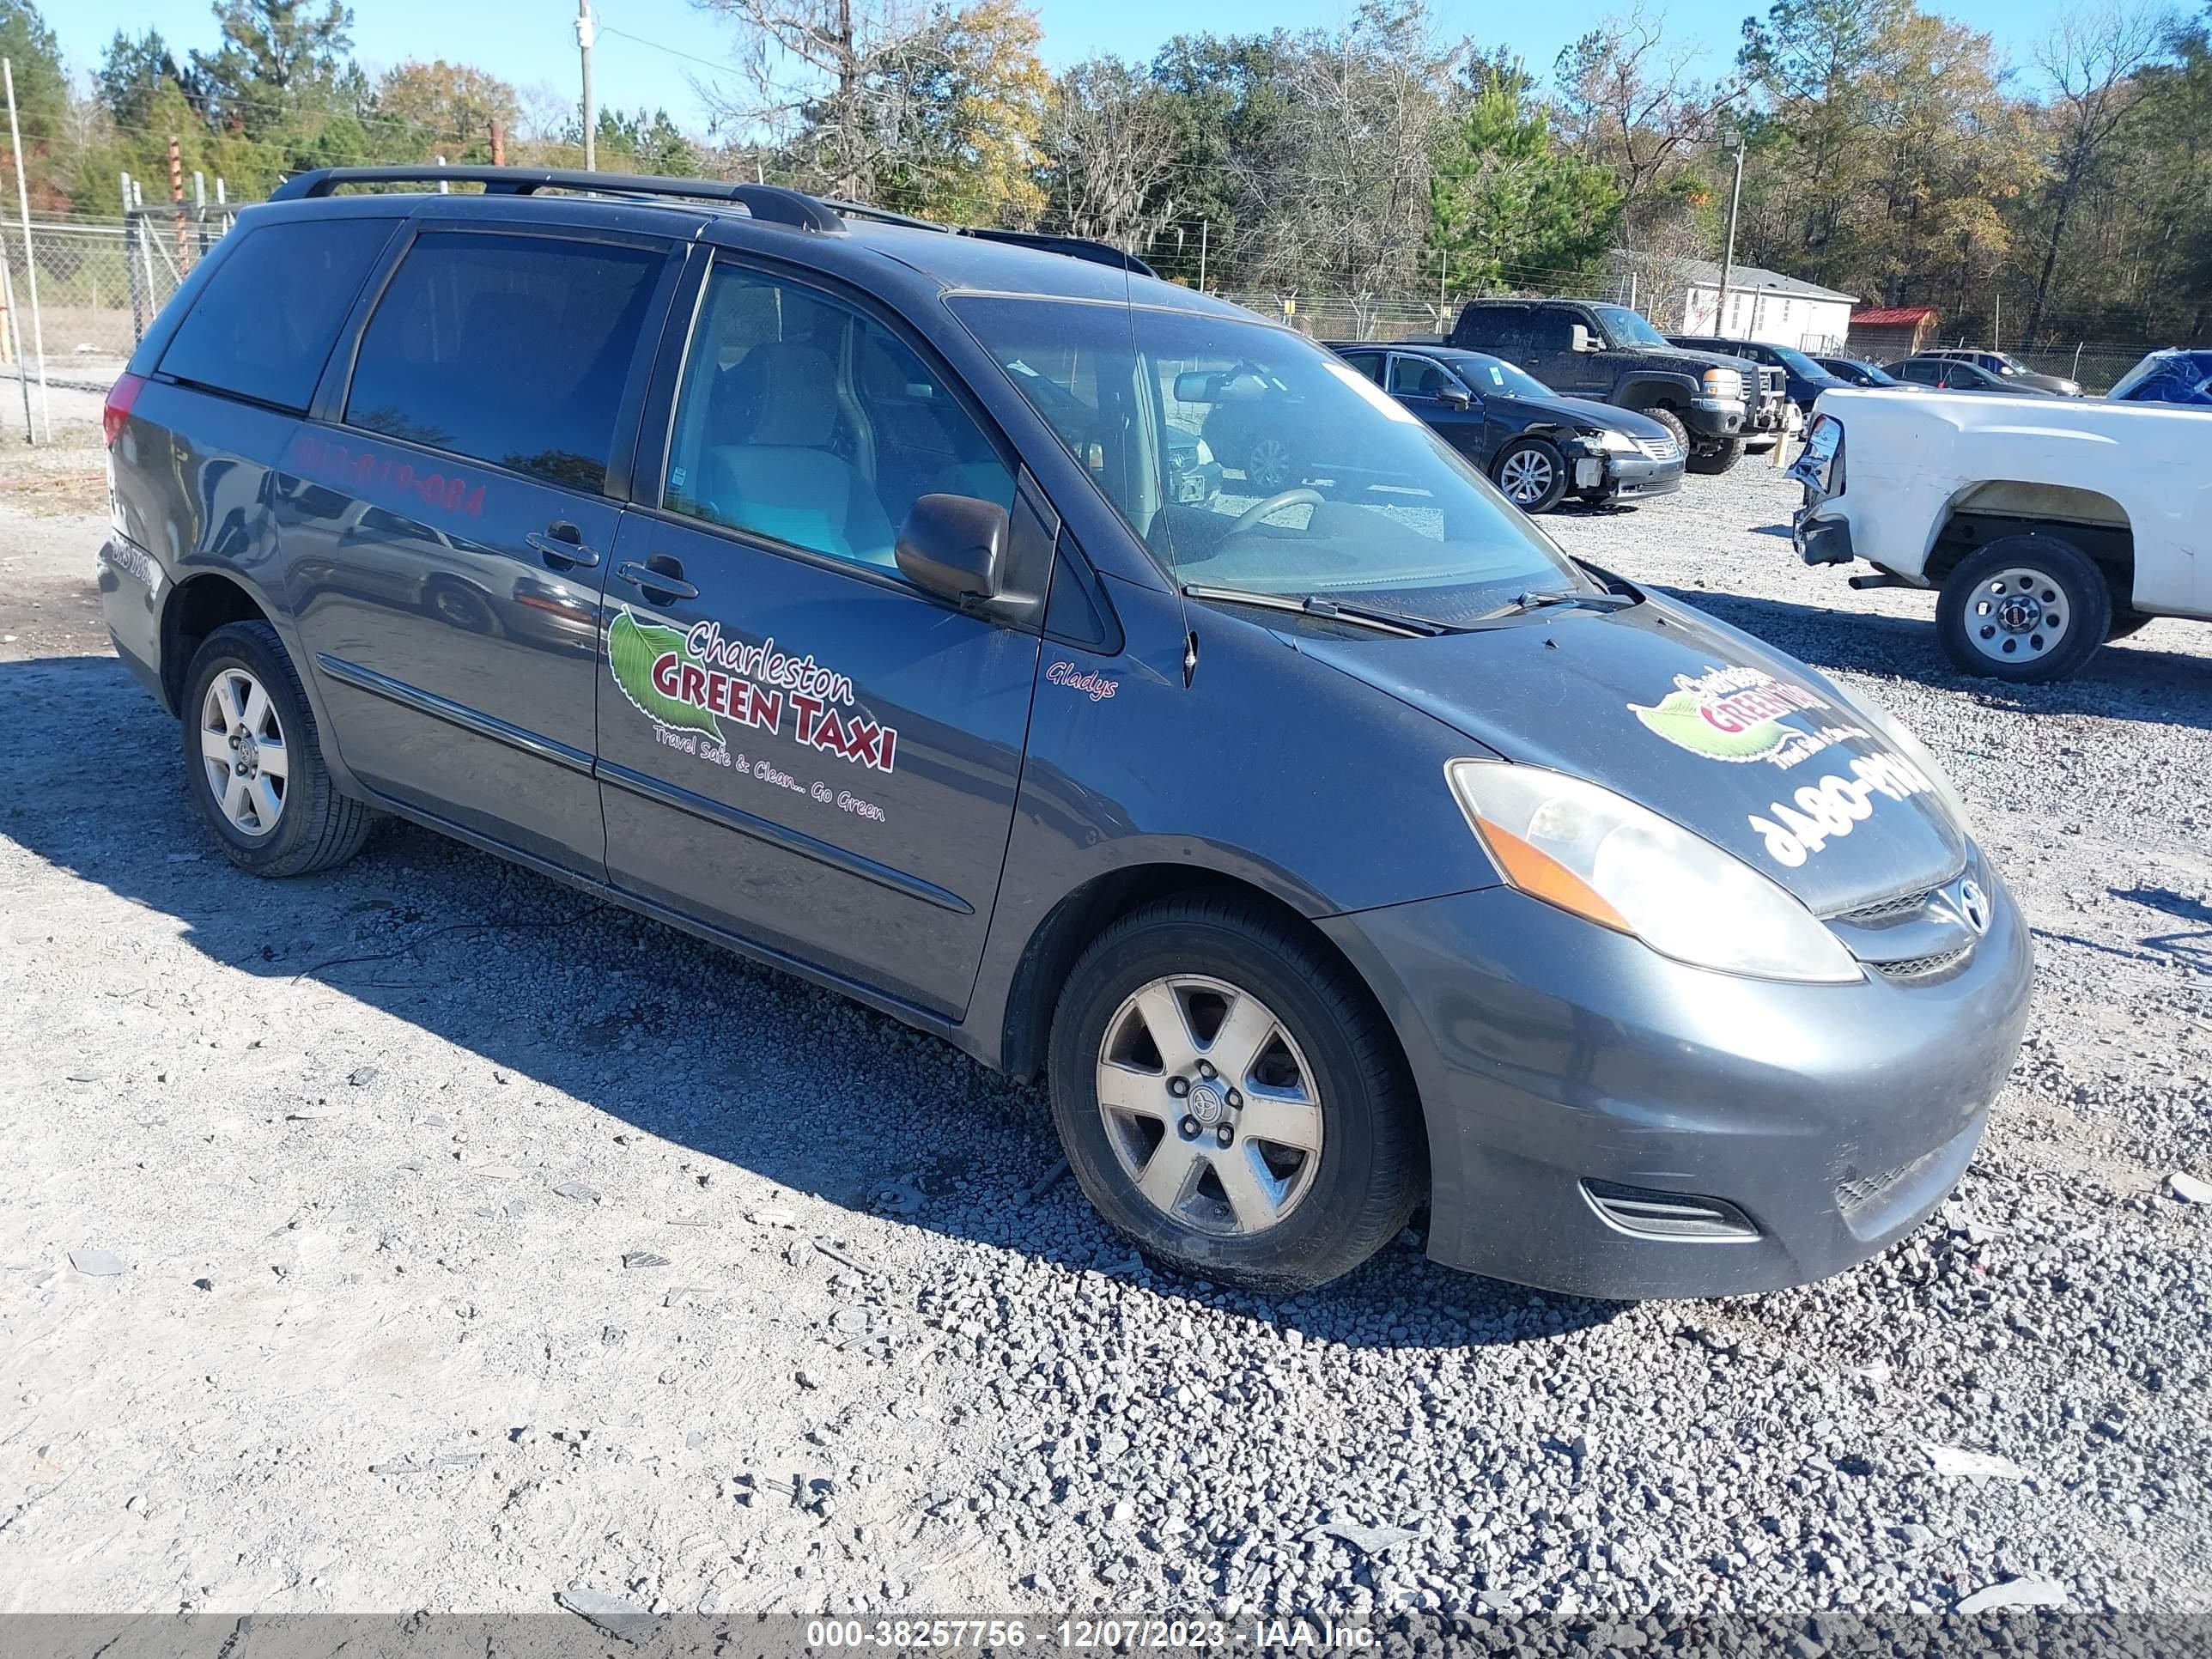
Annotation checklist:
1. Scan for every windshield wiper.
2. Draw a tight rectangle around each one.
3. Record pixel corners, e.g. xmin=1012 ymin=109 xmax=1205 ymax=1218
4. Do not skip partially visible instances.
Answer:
xmin=1180 ymin=583 xmax=1457 ymax=637
xmin=1475 ymin=588 xmax=1638 ymax=622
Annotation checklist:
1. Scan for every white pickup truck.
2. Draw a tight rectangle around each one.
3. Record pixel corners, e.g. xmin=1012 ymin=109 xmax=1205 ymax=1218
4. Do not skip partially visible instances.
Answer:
xmin=1790 ymin=388 xmax=2209 ymax=681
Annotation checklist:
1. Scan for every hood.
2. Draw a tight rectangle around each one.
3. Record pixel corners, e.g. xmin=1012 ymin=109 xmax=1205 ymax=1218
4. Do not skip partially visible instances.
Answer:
xmin=1492 ymin=393 xmax=1671 ymax=440
xmin=1297 ymin=597 xmax=1967 ymax=916
xmin=1650 ymin=344 xmax=1767 ymax=378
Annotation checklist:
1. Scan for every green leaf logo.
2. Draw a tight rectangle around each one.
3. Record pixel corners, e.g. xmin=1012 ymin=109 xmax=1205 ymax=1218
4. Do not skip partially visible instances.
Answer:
xmin=609 ymin=607 xmax=721 ymax=738
xmin=1630 ymin=688 xmax=1787 ymax=763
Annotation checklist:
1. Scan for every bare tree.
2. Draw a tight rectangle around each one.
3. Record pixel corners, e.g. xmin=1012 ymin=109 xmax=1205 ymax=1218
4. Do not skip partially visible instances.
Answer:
xmin=1237 ymin=3 xmax=1462 ymax=296
xmin=2023 ymin=1 xmax=2177 ymax=340
xmin=690 ymin=0 xmax=929 ymax=199
xmin=1554 ymin=3 xmax=1743 ymax=248
xmin=1041 ymin=59 xmax=1182 ymax=248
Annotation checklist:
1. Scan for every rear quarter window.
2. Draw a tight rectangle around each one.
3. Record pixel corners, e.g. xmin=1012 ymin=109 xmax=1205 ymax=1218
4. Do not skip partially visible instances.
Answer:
xmin=156 ymin=216 xmax=400 ymax=412
xmin=343 ymin=230 xmax=665 ymax=494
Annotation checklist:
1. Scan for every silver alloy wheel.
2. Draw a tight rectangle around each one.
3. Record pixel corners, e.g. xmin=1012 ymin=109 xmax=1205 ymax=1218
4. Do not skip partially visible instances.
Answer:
xmin=1244 ymin=436 xmax=1294 ymax=491
xmin=1966 ymin=565 xmax=2069 ymax=664
xmin=198 ymin=666 xmax=288 ymax=837
xmin=1498 ymin=446 xmax=1555 ymax=505
xmin=1096 ymin=974 xmax=1325 ymax=1237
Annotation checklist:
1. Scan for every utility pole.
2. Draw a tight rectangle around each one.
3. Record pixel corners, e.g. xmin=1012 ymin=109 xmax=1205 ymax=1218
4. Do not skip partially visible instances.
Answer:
xmin=1198 ymin=220 xmax=1208 ymax=293
xmin=1717 ymin=130 xmax=1745 ymax=339
xmin=3 ymin=58 xmax=48 ymax=441
xmin=576 ymin=0 xmax=597 ymax=171
xmin=1992 ymin=289 xmax=2001 ymax=354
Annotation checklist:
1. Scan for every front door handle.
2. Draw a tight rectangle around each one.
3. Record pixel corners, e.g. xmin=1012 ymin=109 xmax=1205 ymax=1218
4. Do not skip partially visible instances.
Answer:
xmin=528 ymin=523 xmax=599 ymax=569
xmin=617 ymin=557 xmax=699 ymax=604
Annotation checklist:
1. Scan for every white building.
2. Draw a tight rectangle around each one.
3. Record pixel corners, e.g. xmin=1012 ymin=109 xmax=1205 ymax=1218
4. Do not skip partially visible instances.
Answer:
xmin=1670 ymin=258 xmax=1859 ymax=354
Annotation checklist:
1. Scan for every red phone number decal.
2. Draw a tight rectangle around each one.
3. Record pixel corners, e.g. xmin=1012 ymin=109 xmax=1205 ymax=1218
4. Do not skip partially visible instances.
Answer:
xmin=289 ymin=430 xmax=486 ymax=518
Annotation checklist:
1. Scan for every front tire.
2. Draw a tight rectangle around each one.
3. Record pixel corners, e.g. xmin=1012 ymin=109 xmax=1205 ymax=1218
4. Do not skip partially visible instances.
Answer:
xmin=1686 ymin=434 xmax=1747 ymax=474
xmin=1047 ymin=896 xmax=1423 ymax=1293
xmin=1492 ymin=437 xmax=1569 ymax=513
xmin=182 ymin=621 xmax=374 ymax=877
xmin=1936 ymin=535 xmax=2112 ymax=682
xmin=1638 ymin=405 xmax=1690 ymax=459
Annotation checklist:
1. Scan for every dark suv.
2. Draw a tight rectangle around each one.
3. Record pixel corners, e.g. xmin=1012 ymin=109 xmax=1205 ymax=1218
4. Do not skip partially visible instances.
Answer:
xmin=95 ymin=165 xmax=2032 ymax=1298
xmin=1449 ymin=299 xmax=1781 ymax=473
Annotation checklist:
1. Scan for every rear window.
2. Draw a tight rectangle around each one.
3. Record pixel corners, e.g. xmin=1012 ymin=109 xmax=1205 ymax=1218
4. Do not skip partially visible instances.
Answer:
xmin=157 ymin=216 xmax=398 ymax=412
xmin=343 ymin=231 xmax=665 ymax=494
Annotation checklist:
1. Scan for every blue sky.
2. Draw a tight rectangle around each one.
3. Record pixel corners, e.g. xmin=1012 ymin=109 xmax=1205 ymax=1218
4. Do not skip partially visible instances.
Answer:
xmin=54 ymin=0 xmax=2075 ymax=133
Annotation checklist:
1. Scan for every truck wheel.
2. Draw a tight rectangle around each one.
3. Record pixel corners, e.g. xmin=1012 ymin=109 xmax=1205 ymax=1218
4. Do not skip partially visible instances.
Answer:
xmin=1686 ymin=434 xmax=1747 ymax=475
xmin=1492 ymin=437 xmax=1569 ymax=512
xmin=1638 ymin=406 xmax=1690 ymax=457
xmin=182 ymin=621 xmax=375 ymax=877
xmin=1936 ymin=535 xmax=2112 ymax=683
xmin=1047 ymin=896 xmax=1424 ymax=1293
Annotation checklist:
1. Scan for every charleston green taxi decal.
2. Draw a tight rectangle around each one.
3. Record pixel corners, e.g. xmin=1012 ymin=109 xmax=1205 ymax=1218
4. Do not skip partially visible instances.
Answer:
xmin=1632 ymin=664 xmax=1849 ymax=769
xmin=608 ymin=608 xmax=898 ymax=773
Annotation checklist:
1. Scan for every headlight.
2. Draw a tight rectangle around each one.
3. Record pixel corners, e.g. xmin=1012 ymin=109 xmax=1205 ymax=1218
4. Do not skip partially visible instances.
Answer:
xmin=1701 ymin=368 xmax=1736 ymax=398
xmin=1797 ymin=412 xmax=1844 ymax=495
xmin=1579 ymin=427 xmax=1638 ymax=453
xmin=1846 ymin=689 xmax=1974 ymax=836
xmin=1446 ymin=760 xmax=1862 ymax=983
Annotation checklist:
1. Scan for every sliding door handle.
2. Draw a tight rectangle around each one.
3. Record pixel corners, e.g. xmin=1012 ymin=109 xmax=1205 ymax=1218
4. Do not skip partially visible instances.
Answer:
xmin=527 ymin=526 xmax=599 ymax=569
xmin=617 ymin=558 xmax=699 ymax=604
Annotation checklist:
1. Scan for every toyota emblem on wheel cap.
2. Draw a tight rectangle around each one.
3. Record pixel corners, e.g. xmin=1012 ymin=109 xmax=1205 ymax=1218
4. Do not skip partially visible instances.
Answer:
xmin=1188 ymin=1081 xmax=1228 ymax=1127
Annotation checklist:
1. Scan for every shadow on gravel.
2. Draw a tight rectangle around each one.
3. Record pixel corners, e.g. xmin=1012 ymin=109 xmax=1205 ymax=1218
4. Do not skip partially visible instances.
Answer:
xmin=3 ymin=652 xmax=1626 ymax=1352
xmin=1653 ymin=583 xmax=2212 ymax=732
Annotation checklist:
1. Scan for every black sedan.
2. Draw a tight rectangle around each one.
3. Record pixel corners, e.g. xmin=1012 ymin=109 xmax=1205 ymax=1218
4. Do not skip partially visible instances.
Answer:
xmin=1814 ymin=356 xmax=1917 ymax=389
xmin=1329 ymin=343 xmax=1684 ymax=511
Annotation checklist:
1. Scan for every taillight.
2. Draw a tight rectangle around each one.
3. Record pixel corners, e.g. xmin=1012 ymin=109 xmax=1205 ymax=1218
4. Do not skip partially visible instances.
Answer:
xmin=103 ymin=373 xmax=146 ymax=448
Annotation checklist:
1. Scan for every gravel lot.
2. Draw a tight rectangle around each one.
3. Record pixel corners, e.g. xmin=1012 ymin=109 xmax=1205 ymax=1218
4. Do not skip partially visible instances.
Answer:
xmin=2 ymin=459 xmax=2208 ymax=1632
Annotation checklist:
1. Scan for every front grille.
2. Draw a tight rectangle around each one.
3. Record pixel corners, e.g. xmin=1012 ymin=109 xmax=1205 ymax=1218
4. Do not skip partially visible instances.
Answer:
xmin=1834 ymin=884 xmax=1942 ymax=924
xmin=1635 ymin=434 xmax=1682 ymax=463
xmin=1875 ymin=946 xmax=1972 ymax=980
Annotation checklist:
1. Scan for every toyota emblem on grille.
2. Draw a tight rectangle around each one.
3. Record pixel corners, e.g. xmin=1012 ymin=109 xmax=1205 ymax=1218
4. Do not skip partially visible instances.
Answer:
xmin=1954 ymin=878 xmax=1990 ymax=936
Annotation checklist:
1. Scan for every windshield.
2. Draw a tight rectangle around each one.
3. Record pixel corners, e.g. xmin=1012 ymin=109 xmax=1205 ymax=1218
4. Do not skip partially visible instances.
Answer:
xmin=1454 ymin=353 xmax=1554 ymax=399
xmin=2109 ymin=351 xmax=2212 ymax=404
xmin=1589 ymin=305 xmax=1670 ymax=349
xmin=1768 ymin=343 xmax=1828 ymax=379
xmin=950 ymin=296 xmax=1589 ymax=624
xmin=1850 ymin=361 xmax=1900 ymax=386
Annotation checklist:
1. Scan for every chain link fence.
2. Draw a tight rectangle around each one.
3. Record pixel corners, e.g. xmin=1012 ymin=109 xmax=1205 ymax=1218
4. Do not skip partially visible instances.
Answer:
xmin=0 ymin=208 xmax=237 ymax=428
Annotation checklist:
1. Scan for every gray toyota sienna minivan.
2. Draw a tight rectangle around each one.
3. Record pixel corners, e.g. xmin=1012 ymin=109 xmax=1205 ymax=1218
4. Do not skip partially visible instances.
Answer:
xmin=97 ymin=166 xmax=2033 ymax=1297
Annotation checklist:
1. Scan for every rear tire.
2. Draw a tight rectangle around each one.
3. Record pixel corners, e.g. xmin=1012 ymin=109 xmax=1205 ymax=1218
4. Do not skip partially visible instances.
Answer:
xmin=1047 ymin=896 xmax=1424 ymax=1293
xmin=182 ymin=621 xmax=374 ymax=877
xmin=1936 ymin=534 xmax=2112 ymax=683
xmin=1687 ymin=434 xmax=1747 ymax=474
xmin=1492 ymin=437 xmax=1569 ymax=513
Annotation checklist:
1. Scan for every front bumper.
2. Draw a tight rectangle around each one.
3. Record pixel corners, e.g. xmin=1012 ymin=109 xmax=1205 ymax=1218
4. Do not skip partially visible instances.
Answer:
xmin=1578 ymin=452 xmax=1683 ymax=502
xmin=1682 ymin=398 xmax=1744 ymax=438
xmin=1321 ymin=853 xmax=2033 ymax=1299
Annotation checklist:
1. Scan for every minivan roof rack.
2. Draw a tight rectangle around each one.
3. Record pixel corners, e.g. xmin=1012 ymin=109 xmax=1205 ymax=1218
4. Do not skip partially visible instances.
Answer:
xmin=271 ymin=166 xmax=1159 ymax=275
xmin=270 ymin=166 xmax=848 ymax=234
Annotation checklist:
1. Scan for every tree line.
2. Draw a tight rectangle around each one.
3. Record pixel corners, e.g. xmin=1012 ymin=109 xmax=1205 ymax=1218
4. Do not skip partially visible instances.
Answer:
xmin=2 ymin=0 xmax=2207 ymax=346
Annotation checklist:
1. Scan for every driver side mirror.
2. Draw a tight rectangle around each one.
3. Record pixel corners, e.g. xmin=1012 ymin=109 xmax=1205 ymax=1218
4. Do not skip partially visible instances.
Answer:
xmin=1436 ymin=386 xmax=1473 ymax=410
xmin=896 ymin=494 xmax=1010 ymax=606
xmin=1570 ymin=325 xmax=1601 ymax=354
